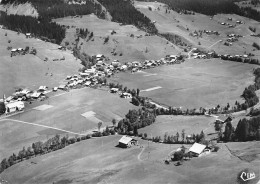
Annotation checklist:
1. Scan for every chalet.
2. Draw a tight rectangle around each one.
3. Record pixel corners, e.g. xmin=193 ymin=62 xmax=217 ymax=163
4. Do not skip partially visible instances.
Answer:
xmin=120 ymin=65 xmax=127 ymax=71
xmin=26 ymin=33 xmax=31 ymax=38
xmin=58 ymin=46 xmax=66 ymax=51
xmin=189 ymin=143 xmax=206 ymax=157
xmin=121 ymin=92 xmax=132 ymax=99
xmin=96 ymin=54 xmax=104 ymax=59
xmin=118 ymin=136 xmax=138 ymax=148
xmin=5 ymin=101 xmax=24 ymax=113
xmin=215 ymin=115 xmax=232 ymax=124
xmin=85 ymin=81 xmax=91 ymax=86
xmin=38 ymin=86 xmax=47 ymax=92
xmin=110 ymin=88 xmax=119 ymax=93
xmin=58 ymin=85 xmax=66 ymax=90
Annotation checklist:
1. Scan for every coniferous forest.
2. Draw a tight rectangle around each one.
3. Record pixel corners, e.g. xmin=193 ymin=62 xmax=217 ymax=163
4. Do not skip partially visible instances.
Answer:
xmin=98 ymin=0 xmax=158 ymax=34
xmin=0 ymin=0 xmax=103 ymax=44
xmin=145 ymin=0 xmax=260 ymax=22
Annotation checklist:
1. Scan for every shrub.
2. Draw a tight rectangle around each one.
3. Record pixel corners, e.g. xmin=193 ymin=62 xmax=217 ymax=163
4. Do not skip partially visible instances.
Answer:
xmin=253 ymin=42 xmax=260 ymax=50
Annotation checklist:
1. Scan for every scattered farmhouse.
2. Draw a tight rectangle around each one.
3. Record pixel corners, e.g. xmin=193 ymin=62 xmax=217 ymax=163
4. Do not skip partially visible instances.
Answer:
xmin=118 ymin=136 xmax=138 ymax=148
xmin=188 ymin=142 xmax=207 ymax=157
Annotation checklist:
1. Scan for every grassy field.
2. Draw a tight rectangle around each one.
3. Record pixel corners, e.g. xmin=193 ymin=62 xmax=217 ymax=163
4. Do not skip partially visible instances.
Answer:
xmin=109 ymin=59 xmax=256 ymax=109
xmin=54 ymin=14 xmax=181 ymax=63
xmin=1 ymin=135 xmax=259 ymax=184
xmin=0 ymin=87 xmax=137 ymax=159
xmin=135 ymin=1 xmax=260 ymax=58
xmin=138 ymin=115 xmax=216 ymax=138
xmin=0 ymin=28 xmax=81 ymax=97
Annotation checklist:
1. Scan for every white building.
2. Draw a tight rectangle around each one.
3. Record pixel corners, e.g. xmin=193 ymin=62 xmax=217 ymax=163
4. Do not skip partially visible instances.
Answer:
xmin=5 ymin=101 xmax=24 ymax=113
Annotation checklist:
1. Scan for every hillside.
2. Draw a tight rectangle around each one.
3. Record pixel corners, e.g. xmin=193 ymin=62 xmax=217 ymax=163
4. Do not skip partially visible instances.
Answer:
xmin=1 ymin=136 xmax=259 ymax=184
xmin=54 ymin=14 xmax=181 ymax=63
xmin=134 ymin=1 xmax=260 ymax=57
xmin=0 ymin=2 xmax=38 ymax=17
xmin=0 ymin=28 xmax=81 ymax=96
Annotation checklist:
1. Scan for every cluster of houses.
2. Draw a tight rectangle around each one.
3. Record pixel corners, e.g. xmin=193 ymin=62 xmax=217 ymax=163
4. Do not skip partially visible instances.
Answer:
xmin=219 ymin=18 xmax=243 ymax=28
xmin=190 ymin=48 xmax=250 ymax=60
xmin=1 ymin=85 xmax=51 ymax=114
xmin=10 ymin=47 xmax=36 ymax=57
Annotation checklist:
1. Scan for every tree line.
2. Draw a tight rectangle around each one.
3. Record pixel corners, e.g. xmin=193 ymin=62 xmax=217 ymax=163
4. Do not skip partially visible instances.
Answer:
xmin=98 ymin=0 xmax=158 ymax=34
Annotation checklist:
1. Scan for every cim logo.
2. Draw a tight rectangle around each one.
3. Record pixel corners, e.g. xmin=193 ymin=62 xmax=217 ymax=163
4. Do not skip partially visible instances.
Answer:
xmin=237 ymin=169 xmax=258 ymax=184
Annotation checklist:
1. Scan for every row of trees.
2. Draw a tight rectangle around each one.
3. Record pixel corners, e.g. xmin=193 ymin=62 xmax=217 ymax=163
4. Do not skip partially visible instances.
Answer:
xmin=141 ymin=130 xmax=206 ymax=144
xmin=98 ymin=0 xmax=158 ymax=34
xmin=0 ymin=134 xmax=93 ymax=174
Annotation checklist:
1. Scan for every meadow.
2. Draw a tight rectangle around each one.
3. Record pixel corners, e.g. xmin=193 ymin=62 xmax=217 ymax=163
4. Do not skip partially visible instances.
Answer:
xmin=109 ymin=59 xmax=256 ymax=109
xmin=0 ymin=87 xmax=136 ymax=159
xmin=1 ymin=135 xmax=259 ymax=184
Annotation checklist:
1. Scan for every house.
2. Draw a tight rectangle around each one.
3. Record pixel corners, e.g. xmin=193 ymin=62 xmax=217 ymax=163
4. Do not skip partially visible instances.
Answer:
xmin=58 ymin=85 xmax=66 ymax=90
xmin=216 ymin=115 xmax=232 ymax=124
xmin=120 ymin=65 xmax=127 ymax=71
xmin=189 ymin=143 xmax=207 ymax=157
xmin=38 ymin=86 xmax=47 ymax=92
xmin=121 ymin=92 xmax=132 ymax=99
xmin=53 ymin=87 xmax=58 ymax=92
xmin=118 ymin=136 xmax=138 ymax=148
xmin=85 ymin=81 xmax=91 ymax=86
xmin=30 ymin=92 xmax=42 ymax=99
xmin=5 ymin=101 xmax=24 ymax=113
xmin=26 ymin=33 xmax=31 ymax=38
xmin=110 ymin=88 xmax=119 ymax=93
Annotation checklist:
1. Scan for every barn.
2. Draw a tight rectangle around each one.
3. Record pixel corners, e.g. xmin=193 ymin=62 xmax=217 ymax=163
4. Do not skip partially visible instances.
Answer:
xmin=118 ymin=136 xmax=138 ymax=148
xmin=189 ymin=143 xmax=206 ymax=157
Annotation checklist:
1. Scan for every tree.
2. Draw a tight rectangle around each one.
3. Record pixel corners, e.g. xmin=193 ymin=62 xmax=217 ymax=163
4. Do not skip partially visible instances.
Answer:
xmin=181 ymin=129 xmax=185 ymax=143
xmin=144 ymin=133 xmax=148 ymax=139
xmin=223 ymin=121 xmax=233 ymax=141
xmin=133 ymin=126 xmax=138 ymax=136
xmin=176 ymin=132 xmax=179 ymax=143
xmin=98 ymin=122 xmax=103 ymax=132
xmin=0 ymin=158 xmax=8 ymax=172
xmin=136 ymin=88 xmax=140 ymax=96
xmin=112 ymin=118 xmax=116 ymax=126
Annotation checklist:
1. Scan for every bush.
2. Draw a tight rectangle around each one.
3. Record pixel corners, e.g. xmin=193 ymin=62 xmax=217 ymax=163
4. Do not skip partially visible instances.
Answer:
xmin=253 ymin=42 xmax=260 ymax=50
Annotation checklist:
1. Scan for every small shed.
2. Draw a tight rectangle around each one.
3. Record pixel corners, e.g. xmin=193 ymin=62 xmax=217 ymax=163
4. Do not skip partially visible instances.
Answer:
xmin=189 ymin=143 xmax=206 ymax=157
xmin=118 ymin=136 xmax=138 ymax=148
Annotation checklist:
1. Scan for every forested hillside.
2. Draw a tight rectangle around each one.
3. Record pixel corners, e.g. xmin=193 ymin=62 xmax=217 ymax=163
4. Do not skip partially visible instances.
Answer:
xmin=144 ymin=0 xmax=260 ymax=21
xmin=98 ymin=0 xmax=158 ymax=34
xmin=0 ymin=0 xmax=103 ymax=44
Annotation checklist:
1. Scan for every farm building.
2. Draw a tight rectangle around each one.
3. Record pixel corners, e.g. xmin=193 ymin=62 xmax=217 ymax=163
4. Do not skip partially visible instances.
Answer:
xmin=189 ymin=143 xmax=207 ymax=157
xmin=5 ymin=101 xmax=24 ymax=113
xmin=216 ymin=115 xmax=232 ymax=124
xmin=189 ymin=142 xmax=208 ymax=157
xmin=118 ymin=136 xmax=138 ymax=148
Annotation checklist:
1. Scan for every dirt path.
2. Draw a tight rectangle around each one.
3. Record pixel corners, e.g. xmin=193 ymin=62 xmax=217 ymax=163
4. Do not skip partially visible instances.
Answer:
xmin=137 ymin=146 xmax=146 ymax=161
xmin=0 ymin=118 xmax=88 ymax=136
